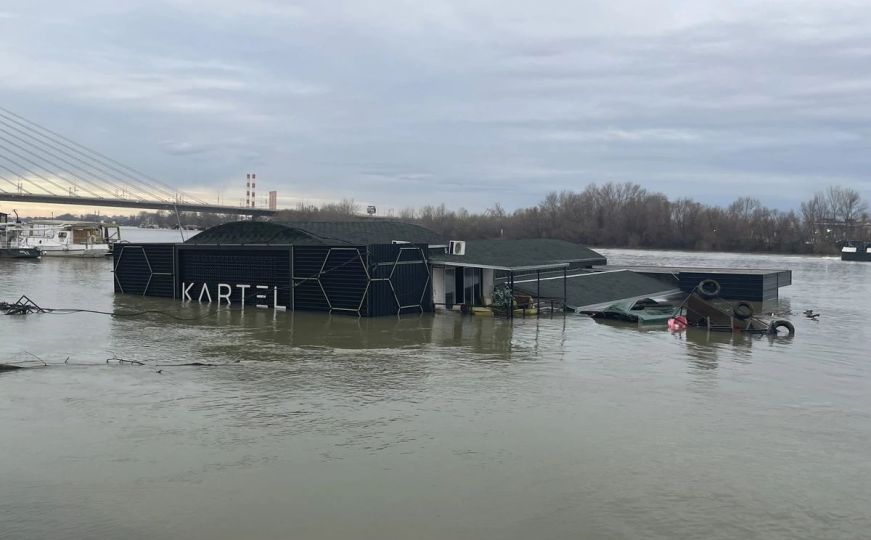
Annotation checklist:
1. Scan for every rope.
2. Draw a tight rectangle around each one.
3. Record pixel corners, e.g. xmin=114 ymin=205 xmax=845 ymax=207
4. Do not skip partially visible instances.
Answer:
xmin=1 ymin=292 xmax=267 ymax=321
xmin=4 ymin=248 xmax=424 ymax=319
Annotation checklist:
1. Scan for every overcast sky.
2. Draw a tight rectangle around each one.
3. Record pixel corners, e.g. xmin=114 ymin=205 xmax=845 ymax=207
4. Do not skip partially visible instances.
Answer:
xmin=2 ymin=0 xmax=871 ymax=215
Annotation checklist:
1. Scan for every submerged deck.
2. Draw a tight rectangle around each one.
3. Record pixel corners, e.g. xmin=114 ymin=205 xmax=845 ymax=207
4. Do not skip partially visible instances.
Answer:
xmin=503 ymin=264 xmax=792 ymax=313
xmin=510 ymin=269 xmax=681 ymax=312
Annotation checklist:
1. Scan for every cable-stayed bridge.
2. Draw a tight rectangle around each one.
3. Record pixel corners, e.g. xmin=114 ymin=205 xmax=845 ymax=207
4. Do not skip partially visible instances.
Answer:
xmin=0 ymin=107 xmax=275 ymax=217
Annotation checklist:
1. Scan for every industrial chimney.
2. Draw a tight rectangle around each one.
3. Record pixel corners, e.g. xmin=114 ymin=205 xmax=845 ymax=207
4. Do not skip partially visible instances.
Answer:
xmin=251 ymin=173 xmax=256 ymax=208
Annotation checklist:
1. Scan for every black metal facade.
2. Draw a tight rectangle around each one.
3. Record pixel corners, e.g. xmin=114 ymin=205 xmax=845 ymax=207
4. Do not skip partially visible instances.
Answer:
xmin=113 ymin=243 xmax=432 ymax=316
xmin=179 ymin=246 xmax=292 ymax=307
xmin=113 ymin=244 xmax=175 ymax=298
xmin=678 ymin=270 xmax=792 ymax=302
xmin=841 ymin=243 xmax=871 ymax=261
xmin=366 ymin=244 xmax=432 ymax=316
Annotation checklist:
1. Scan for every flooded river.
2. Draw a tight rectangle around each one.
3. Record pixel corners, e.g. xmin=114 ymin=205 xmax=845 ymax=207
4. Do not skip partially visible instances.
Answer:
xmin=2 ymin=229 xmax=870 ymax=539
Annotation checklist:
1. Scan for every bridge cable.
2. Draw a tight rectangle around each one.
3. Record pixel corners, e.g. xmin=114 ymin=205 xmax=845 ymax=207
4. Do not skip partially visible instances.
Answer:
xmin=0 ymin=168 xmax=34 ymax=194
xmin=0 ymin=107 xmax=180 ymax=202
xmin=0 ymin=120 xmax=156 ymax=203
xmin=0 ymin=124 xmax=128 ymax=200
xmin=0 ymin=151 xmax=63 ymax=196
xmin=0 ymin=133 xmax=107 ymax=199
xmin=0 ymin=112 xmax=173 ymax=203
xmin=0 ymin=107 xmax=211 ymax=206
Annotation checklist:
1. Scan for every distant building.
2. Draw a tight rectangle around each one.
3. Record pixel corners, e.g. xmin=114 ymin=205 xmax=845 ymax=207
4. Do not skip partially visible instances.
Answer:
xmin=268 ymin=191 xmax=277 ymax=210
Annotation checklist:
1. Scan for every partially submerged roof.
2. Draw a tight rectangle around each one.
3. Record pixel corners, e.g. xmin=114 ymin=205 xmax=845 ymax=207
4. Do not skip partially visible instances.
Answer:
xmin=185 ymin=219 xmax=445 ymax=246
xmin=511 ymin=269 xmax=680 ymax=311
xmin=430 ymin=238 xmax=606 ymax=271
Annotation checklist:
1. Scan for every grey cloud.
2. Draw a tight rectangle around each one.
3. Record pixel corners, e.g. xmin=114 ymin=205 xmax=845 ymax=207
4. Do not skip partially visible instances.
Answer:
xmin=159 ymin=140 xmax=215 ymax=156
xmin=1 ymin=0 xmax=870 ymax=212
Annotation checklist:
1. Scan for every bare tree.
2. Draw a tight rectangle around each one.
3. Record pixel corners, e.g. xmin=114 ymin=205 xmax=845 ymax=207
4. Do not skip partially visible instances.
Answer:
xmin=123 ymin=181 xmax=866 ymax=255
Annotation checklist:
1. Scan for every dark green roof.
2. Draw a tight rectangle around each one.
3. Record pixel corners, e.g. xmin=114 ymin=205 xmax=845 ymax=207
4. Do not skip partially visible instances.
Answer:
xmin=512 ymin=270 xmax=679 ymax=310
xmin=185 ymin=221 xmax=325 ymax=245
xmin=185 ymin=220 xmax=444 ymax=246
xmin=277 ymin=221 xmax=444 ymax=246
xmin=431 ymin=239 xmax=606 ymax=270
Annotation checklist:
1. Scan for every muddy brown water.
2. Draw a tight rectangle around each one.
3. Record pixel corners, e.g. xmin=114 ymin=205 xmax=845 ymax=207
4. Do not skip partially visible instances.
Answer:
xmin=1 ymin=228 xmax=870 ymax=540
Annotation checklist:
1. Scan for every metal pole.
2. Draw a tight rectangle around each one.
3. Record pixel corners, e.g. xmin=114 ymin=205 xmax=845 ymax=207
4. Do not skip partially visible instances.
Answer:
xmin=509 ymin=271 xmax=515 ymax=319
xmin=290 ymin=245 xmax=295 ymax=312
xmin=537 ymin=269 xmax=541 ymax=318
xmin=173 ymin=204 xmax=185 ymax=242
xmin=563 ymin=267 xmax=567 ymax=314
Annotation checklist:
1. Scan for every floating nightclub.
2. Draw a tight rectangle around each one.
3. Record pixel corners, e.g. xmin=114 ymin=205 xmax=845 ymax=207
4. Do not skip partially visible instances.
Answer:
xmin=112 ymin=221 xmax=440 ymax=317
xmin=113 ymin=220 xmax=793 ymax=317
xmin=112 ymin=220 xmax=624 ymax=317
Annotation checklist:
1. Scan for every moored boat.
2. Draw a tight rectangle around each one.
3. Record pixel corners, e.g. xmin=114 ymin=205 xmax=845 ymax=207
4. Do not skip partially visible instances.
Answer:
xmin=23 ymin=220 xmax=121 ymax=257
xmin=0 ymin=212 xmax=41 ymax=259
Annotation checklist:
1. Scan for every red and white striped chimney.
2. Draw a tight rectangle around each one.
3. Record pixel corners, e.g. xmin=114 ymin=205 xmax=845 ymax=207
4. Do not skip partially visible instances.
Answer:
xmin=251 ymin=173 xmax=256 ymax=208
xmin=245 ymin=173 xmax=251 ymax=208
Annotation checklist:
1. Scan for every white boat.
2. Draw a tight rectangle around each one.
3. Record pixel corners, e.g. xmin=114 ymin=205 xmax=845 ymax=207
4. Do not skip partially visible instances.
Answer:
xmin=23 ymin=220 xmax=121 ymax=257
xmin=0 ymin=212 xmax=41 ymax=258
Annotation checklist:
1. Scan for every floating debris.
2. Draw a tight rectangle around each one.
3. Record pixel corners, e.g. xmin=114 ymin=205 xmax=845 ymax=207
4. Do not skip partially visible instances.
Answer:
xmin=0 ymin=295 xmax=46 ymax=315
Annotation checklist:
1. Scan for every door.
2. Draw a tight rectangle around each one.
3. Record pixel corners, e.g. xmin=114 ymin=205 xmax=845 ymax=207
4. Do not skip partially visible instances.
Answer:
xmin=444 ymin=268 xmax=456 ymax=308
xmin=464 ymin=267 xmax=475 ymax=306
xmin=455 ymin=267 xmax=465 ymax=304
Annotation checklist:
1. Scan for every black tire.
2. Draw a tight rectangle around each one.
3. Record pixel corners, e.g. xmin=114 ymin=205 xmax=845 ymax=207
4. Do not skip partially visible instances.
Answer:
xmin=733 ymin=302 xmax=754 ymax=320
xmin=768 ymin=319 xmax=795 ymax=337
xmin=696 ymin=279 xmax=721 ymax=299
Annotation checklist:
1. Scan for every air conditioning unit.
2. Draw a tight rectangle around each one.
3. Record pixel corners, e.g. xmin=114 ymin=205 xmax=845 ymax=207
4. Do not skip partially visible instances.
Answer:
xmin=448 ymin=240 xmax=466 ymax=255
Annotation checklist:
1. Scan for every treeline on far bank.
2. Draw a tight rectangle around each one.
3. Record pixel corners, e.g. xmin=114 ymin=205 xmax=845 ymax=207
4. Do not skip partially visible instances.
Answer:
xmin=38 ymin=182 xmax=867 ymax=255
xmin=404 ymin=183 xmax=869 ymax=254
xmin=276 ymin=182 xmax=867 ymax=254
